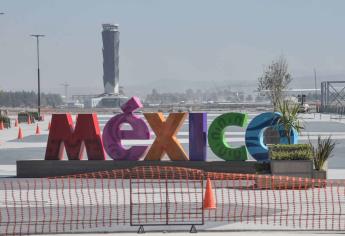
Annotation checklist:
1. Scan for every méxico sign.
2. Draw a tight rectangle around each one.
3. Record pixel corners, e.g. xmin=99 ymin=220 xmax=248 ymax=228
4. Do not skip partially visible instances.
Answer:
xmin=45 ymin=97 xmax=298 ymax=162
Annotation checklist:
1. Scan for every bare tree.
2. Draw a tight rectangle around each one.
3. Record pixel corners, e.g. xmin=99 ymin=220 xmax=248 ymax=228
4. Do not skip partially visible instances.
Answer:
xmin=258 ymin=56 xmax=292 ymax=110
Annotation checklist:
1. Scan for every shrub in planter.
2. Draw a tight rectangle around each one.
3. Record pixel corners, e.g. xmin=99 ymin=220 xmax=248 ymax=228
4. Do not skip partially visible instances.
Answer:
xmin=0 ymin=115 xmax=11 ymax=128
xmin=309 ymin=136 xmax=336 ymax=180
xmin=267 ymin=100 xmax=311 ymax=178
xmin=276 ymin=100 xmax=304 ymax=144
xmin=28 ymin=111 xmax=41 ymax=121
xmin=269 ymin=144 xmax=313 ymax=178
xmin=18 ymin=112 xmax=35 ymax=123
xmin=269 ymin=144 xmax=313 ymax=160
xmin=18 ymin=112 xmax=27 ymax=123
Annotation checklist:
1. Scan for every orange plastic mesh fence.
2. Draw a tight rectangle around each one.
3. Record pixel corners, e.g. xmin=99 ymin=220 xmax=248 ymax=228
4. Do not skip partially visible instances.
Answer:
xmin=0 ymin=166 xmax=344 ymax=234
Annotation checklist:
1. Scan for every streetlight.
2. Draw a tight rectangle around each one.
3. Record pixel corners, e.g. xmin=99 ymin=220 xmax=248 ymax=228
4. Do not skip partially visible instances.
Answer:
xmin=30 ymin=34 xmax=45 ymax=117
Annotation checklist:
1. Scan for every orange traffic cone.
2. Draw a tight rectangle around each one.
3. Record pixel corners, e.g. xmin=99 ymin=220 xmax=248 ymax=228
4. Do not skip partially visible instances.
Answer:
xmin=27 ymin=116 xmax=31 ymax=124
xmin=18 ymin=127 xmax=23 ymax=140
xmin=204 ymin=177 xmax=216 ymax=209
xmin=48 ymin=121 xmax=51 ymax=131
xmin=35 ymin=124 xmax=40 ymax=135
xmin=0 ymin=121 xmax=4 ymax=130
xmin=14 ymin=119 xmax=18 ymax=127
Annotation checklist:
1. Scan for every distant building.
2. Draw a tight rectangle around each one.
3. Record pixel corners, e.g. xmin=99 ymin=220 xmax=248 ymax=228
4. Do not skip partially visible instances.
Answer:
xmin=102 ymin=24 xmax=120 ymax=94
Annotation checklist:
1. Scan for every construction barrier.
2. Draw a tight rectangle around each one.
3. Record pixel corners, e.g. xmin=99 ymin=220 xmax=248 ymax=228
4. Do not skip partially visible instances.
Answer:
xmin=204 ymin=172 xmax=345 ymax=231
xmin=0 ymin=166 xmax=345 ymax=235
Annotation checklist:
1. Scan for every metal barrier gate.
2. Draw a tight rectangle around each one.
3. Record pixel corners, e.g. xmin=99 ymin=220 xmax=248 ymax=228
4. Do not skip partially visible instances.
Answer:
xmin=130 ymin=166 xmax=204 ymax=233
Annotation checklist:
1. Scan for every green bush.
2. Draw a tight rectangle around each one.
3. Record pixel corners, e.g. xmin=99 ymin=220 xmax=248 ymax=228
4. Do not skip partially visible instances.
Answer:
xmin=269 ymin=144 xmax=313 ymax=160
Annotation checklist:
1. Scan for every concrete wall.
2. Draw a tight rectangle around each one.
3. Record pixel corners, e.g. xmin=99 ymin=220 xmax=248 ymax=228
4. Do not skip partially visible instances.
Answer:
xmin=16 ymin=161 xmax=269 ymax=178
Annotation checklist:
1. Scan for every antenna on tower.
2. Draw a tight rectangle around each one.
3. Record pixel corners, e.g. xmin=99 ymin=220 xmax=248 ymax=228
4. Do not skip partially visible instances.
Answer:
xmin=60 ymin=82 xmax=70 ymax=101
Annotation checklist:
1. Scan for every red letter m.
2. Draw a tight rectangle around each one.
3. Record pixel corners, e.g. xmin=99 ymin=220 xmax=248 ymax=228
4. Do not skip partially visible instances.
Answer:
xmin=45 ymin=113 xmax=105 ymax=160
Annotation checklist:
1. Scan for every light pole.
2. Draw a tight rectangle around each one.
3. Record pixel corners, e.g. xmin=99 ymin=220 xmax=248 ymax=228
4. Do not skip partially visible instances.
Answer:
xmin=30 ymin=34 xmax=45 ymax=117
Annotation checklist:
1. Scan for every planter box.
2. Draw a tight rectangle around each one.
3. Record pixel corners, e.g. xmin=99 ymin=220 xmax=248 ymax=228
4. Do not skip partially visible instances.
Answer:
xmin=264 ymin=127 xmax=280 ymax=145
xmin=255 ymin=175 xmax=313 ymax=189
xmin=3 ymin=121 xmax=10 ymax=128
xmin=270 ymin=160 xmax=313 ymax=178
xmin=312 ymin=170 xmax=327 ymax=188
xmin=313 ymin=170 xmax=327 ymax=179
xmin=18 ymin=113 xmax=35 ymax=123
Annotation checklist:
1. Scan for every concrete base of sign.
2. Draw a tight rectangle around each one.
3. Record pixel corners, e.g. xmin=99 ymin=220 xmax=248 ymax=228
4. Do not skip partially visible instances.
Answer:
xmin=16 ymin=160 xmax=270 ymax=178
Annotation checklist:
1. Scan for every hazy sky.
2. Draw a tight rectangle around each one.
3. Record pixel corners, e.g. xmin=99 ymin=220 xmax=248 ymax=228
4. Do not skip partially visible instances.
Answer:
xmin=1 ymin=0 xmax=345 ymax=96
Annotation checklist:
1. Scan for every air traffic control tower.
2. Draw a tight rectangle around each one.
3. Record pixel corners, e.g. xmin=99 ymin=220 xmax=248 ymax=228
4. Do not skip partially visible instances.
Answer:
xmin=102 ymin=24 xmax=120 ymax=94
xmin=88 ymin=24 xmax=127 ymax=108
